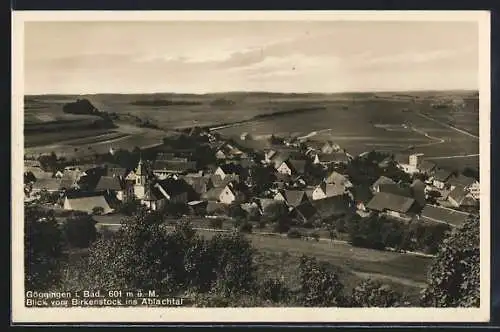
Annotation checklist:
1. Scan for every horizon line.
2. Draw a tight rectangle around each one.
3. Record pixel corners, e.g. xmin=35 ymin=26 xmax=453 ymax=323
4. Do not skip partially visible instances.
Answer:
xmin=24 ymin=88 xmax=479 ymax=97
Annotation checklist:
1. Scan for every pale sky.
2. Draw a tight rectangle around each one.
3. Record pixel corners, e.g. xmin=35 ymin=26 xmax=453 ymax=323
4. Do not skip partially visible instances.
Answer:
xmin=24 ymin=21 xmax=479 ymax=94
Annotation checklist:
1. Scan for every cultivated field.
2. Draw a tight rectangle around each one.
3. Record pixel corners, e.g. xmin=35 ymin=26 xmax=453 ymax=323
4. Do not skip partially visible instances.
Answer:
xmin=25 ymin=91 xmax=479 ymax=170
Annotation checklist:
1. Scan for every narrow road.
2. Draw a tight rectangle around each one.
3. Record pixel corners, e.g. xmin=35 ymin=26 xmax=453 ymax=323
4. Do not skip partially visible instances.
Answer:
xmin=414 ymin=111 xmax=479 ymax=140
xmin=425 ymin=154 xmax=479 ymax=160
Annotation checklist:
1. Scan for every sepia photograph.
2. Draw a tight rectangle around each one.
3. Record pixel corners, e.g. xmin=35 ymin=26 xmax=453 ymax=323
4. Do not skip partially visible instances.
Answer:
xmin=12 ymin=11 xmax=490 ymax=323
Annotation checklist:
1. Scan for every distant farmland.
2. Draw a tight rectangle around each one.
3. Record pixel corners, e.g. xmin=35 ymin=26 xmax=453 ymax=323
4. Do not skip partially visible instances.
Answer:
xmin=24 ymin=91 xmax=479 ymax=170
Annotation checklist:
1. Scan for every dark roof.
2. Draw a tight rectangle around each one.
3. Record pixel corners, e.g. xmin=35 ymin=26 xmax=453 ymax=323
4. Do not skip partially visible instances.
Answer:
xmin=153 ymin=160 xmax=196 ymax=173
xmin=378 ymin=183 xmax=412 ymax=197
xmin=287 ymin=159 xmax=307 ymax=174
xmin=183 ymin=174 xmax=210 ymax=194
xmin=366 ymin=192 xmax=415 ymax=213
xmin=352 ymin=186 xmax=374 ymax=204
xmin=312 ymin=195 xmax=351 ymax=219
xmin=420 ymin=205 xmax=470 ymax=227
xmin=292 ymin=201 xmax=318 ymax=222
xmin=95 ymin=176 xmax=123 ymax=191
xmin=433 ymin=169 xmax=453 ymax=182
xmin=394 ymin=153 xmax=409 ymax=164
xmin=372 ymin=176 xmax=396 ymax=189
xmin=418 ymin=160 xmax=436 ymax=173
xmin=156 ymin=178 xmax=191 ymax=196
xmin=255 ymin=198 xmax=287 ymax=213
xmin=142 ymin=184 xmax=164 ymax=201
xmin=25 ymin=167 xmax=54 ymax=179
xmin=218 ymin=163 xmax=245 ymax=175
xmin=447 ymin=174 xmax=477 ymax=187
xmin=206 ymin=201 xmax=228 ymax=214
xmin=278 ymin=190 xmax=308 ymax=207
xmin=316 ymin=152 xmax=350 ymax=163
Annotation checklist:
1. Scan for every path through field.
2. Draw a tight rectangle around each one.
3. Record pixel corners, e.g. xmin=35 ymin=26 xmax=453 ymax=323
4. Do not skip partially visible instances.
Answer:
xmin=414 ymin=110 xmax=479 ymax=140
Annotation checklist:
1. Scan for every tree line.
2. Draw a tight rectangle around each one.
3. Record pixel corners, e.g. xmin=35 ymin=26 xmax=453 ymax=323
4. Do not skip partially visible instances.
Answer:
xmin=25 ymin=204 xmax=479 ymax=307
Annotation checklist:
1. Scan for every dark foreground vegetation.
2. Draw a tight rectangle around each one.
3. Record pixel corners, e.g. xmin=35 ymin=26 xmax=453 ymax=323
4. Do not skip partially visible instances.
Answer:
xmin=25 ymin=204 xmax=479 ymax=307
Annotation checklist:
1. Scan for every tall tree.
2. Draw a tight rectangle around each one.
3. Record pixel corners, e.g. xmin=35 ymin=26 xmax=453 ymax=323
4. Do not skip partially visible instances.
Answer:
xmin=420 ymin=217 xmax=480 ymax=307
xmin=25 ymin=206 xmax=66 ymax=290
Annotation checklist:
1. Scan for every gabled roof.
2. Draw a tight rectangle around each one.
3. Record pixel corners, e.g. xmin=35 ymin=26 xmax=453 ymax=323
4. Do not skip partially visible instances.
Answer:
xmin=65 ymin=194 xmax=113 ymax=214
xmin=371 ymin=176 xmax=396 ymax=189
xmin=24 ymin=167 xmax=54 ymax=180
xmin=278 ymin=190 xmax=308 ymax=207
xmin=325 ymin=171 xmax=351 ymax=186
xmin=255 ymin=198 xmax=287 ymax=213
xmin=202 ymin=186 xmax=232 ymax=201
xmin=448 ymin=185 xmax=469 ymax=205
xmin=433 ymin=169 xmax=453 ymax=182
xmin=218 ymin=163 xmax=245 ymax=175
xmin=183 ymin=174 xmax=210 ymax=194
xmin=287 ymin=159 xmax=307 ymax=174
xmin=420 ymin=205 xmax=470 ymax=227
xmin=417 ymin=160 xmax=436 ymax=173
xmin=142 ymin=184 xmax=164 ymax=201
xmin=312 ymin=195 xmax=351 ymax=219
xmin=317 ymin=182 xmax=346 ymax=197
xmin=210 ymin=174 xmax=240 ymax=188
xmin=447 ymin=174 xmax=477 ymax=187
xmin=271 ymin=152 xmax=291 ymax=168
xmin=366 ymin=192 xmax=415 ymax=213
xmin=156 ymin=178 xmax=191 ymax=196
xmin=352 ymin=186 xmax=374 ymax=204
xmin=95 ymin=176 xmax=123 ymax=191
xmin=378 ymin=183 xmax=412 ymax=197
xmin=32 ymin=178 xmax=63 ymax=191
xmin=316 ymin=152 xmax=350 ymax=163
xmin=394 ymin=153 xmax=410 ymax=164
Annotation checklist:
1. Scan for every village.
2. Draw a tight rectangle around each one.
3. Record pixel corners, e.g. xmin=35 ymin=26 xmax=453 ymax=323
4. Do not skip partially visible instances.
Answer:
xmin=23 ymin=125 xmax=480 ymax=253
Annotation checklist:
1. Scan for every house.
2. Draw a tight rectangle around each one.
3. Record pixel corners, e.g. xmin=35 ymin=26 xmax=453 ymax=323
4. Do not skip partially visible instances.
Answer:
xmin=290 ymin=199 xmax=318 ymax=223
xmin=394 ymin=153 xmax=424 ymax=174
xmin=371 ymin=176 xmax=396 ymax=193
xmin=95 ymin=176 xmax=125 ymax=201
xmin=31 ymin=178 xmax=64 ymax=194
xmin=276 ymin=159 xmax=307 ymax=176
xmin=417 ymin=160 xmax=437 ymax=175
xmin=24 ymin=166 xmax=53 ymax=181
xmin=209 ymin=174 xmax=240 ymax=189
xmin=141 ymin=183 xmax=167 ymax=211
xmin=366 ymin=192 xmax=417 ymax=221
xmin=274 ymin=189 xmax=310 ymax=208
xmin=352 ymin=186 xmax=374 ymax=217
xmin=63 ymin=192 xmax=113 ymax=214
xmin=24 ymin=159 xmax=42 ymax=168
xmin=187 ymin=200 xmax=208 ymax=216
xmin=447 ymin=185 xmax=477 ymax=208
xmin=321 ymin=141 xmax=341 ymax=154
xmin=431 ymin=169 xmax=454 ymax=190
xmin=214 ymin=163 xmax=246 ymax=179
xmin=325 ymin=171 xmax=353 ymax=188
xmin=155 ymin=178 xmax=191 ymax=204
xmin=313 ymin=152 xmax=350 ymax=165
xmin=202 ymin=185 xmax=238 ymax=205
xmin=183 ymin=172 xmax=211 ymax=197
xmin=105 ymin=166 xmax=128 ymax=179
xmin=419 ymin=204 xmax=470 ymax=228
xmin=312 ymin=195 xmax=352 ymax=221
xmin=377 ymin=183 xmax=413 ymax=198
xmin=152 ymin=160 xmax=197 ymax=178
xmin=254 ymin=198 xmax=287 ymax=217
xmin=447 ymin=174 xmax=480 ymax=199
xmin=311 ymin=182 xmax=347 ymax=200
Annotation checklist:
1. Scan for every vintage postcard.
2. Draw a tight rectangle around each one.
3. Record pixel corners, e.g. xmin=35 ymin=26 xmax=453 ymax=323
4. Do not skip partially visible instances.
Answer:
xmin=11 ymin=10 xmax=491 ymax=323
